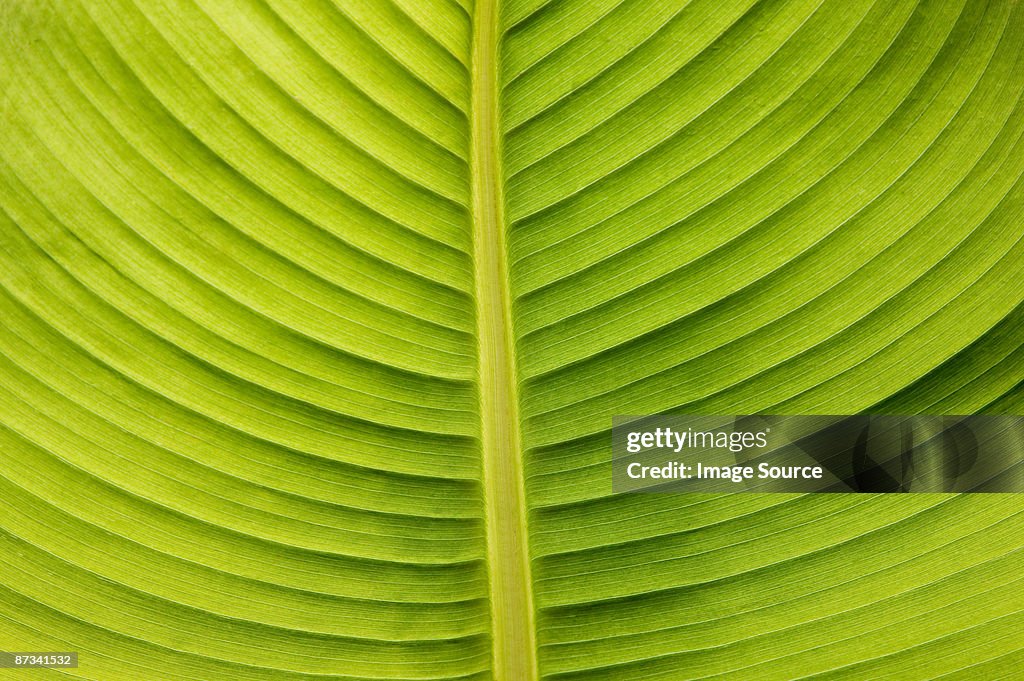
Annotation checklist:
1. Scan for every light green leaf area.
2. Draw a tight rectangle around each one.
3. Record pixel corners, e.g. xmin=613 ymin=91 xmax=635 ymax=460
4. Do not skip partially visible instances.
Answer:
xmin=1 ymin=0 xmax=1024 ymax=679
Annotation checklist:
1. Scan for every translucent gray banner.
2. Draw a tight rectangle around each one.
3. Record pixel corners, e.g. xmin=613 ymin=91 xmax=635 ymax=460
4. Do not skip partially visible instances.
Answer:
xmin=612 ymin=415 xmax=1024 ymax=493
xmin=0 ymin=652 xmax=78 ymax=668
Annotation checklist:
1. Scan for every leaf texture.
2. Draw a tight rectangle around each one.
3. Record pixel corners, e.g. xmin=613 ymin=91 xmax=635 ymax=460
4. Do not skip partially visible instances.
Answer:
xmin=1 ymin=0 xmax=1023 ymax=679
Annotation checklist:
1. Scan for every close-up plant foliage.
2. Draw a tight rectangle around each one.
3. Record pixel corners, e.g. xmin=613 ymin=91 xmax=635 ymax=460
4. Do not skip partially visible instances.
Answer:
xmin=1 ymin=0 xmax=1024 ymax=679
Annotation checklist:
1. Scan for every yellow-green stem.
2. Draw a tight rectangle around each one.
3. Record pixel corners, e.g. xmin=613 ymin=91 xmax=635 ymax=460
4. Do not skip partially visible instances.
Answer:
xmin=470 ymin=0 xmax=537 ymax=678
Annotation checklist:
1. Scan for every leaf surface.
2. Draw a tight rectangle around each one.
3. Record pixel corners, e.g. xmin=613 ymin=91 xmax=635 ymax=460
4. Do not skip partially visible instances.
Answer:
xmin=2 ymin=1 xmax=1024 ymax=679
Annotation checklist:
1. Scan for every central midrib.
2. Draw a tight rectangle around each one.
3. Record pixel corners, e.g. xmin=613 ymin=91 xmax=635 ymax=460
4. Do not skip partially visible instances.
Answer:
xmin=469 ymin=0 xmax=538 ymax=679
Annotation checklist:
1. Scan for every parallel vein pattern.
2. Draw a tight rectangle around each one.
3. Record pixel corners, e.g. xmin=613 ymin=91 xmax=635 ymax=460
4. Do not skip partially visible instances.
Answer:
xmin=1 ymin=0 xmax=489 ymax=679
xmin=504 ymin=0 xmax=1024 ymax=678
xmin=2 ymin=0 xmax=1024 ymax=680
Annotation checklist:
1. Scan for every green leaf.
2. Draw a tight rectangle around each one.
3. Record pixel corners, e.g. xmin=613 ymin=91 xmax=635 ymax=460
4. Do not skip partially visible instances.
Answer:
xmin=2 ymin=0 xmax=1024 ymax=679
